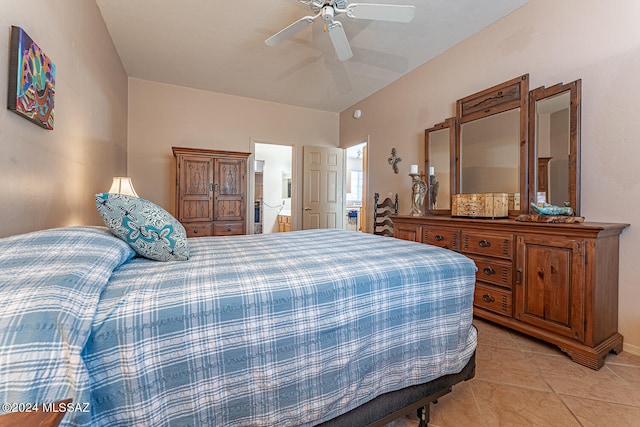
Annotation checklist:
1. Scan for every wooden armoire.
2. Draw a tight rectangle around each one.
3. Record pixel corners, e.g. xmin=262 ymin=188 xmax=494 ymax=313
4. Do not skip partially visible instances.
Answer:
xmin=172 ymin=147 xmax=249 ymax=237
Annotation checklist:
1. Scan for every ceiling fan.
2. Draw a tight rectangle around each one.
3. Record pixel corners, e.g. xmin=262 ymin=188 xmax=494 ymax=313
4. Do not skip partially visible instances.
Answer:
xmin=265 ymin=0 xmax=416 ymax=61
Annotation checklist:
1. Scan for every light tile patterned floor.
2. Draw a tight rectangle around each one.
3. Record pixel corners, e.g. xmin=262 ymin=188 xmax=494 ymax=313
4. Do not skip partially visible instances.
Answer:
xmin=387 ymin=317 xmax=640 ymax=427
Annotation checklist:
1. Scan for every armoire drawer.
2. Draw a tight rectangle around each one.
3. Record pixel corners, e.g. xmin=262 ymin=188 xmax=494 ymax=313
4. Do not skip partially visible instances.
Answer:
xmin=183 ymin=222 xmax=214 ymax=237
xmin=468 ymin=255 xmax=513 ymax=289
xmin=462 ymin=231 xmax=513 ymax=260
xmin=474 ymin=283 xmax=512 ymax=317
xmin=424 ymin=227 xmax=460 ymax=250
xmin=214 ymin=222 xmax=244 ymax=236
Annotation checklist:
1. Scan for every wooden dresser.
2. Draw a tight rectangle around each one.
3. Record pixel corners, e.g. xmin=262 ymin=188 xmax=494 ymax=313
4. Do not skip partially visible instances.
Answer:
xmin=173 ymin=147 xmax=249 ymax=237
xmin=393 ymin=215 xmax=628 ymax=370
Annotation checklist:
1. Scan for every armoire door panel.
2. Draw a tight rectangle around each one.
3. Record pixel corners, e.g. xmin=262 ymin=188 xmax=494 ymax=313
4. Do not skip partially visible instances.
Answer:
xmin=177 ymin=156 xmax=213 ymax=222
xmin=182 ymin=200 xmax=212 ymax=222
xmin=215 ymin=200 xmax=243 ymax=220
xmin=215 ymin=159 xmax=242 ymax=196
xmin=184 ymin=159 xmax=212 ymax=197
xmin=214 ymin=158 xmax=246 ymax=222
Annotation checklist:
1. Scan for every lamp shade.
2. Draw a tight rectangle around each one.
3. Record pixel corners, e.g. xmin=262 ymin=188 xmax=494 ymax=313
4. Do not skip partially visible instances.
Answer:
xmin=108 ymin=177 xmax=139 ymax=197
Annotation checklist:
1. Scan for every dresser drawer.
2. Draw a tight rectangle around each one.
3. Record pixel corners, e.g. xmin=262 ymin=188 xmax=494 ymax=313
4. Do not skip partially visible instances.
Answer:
xmin=213 ymin=222 xmax=244 ymax=236
xmin=183 ymin=222 xmax=213 ymax=237
xmin=462 ymin=231 xmax=513 ymax=259
xmin=468 ymin=255 xmax=513 ymax=289
xmin=424 ymin=227 xmax=460 ymax=250
xmin=474 ymin=283 xmax=512 ymax=317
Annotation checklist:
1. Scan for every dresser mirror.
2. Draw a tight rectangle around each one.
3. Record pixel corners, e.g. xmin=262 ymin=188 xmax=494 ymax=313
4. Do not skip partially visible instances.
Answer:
xmin=528 ymin=80 xmax=581 ymax=216
xmin=425 ymin=117 xmax=456 ymax=214
xmin=459 ymin=109 xmax=520 ymax=194
xmin=455 ymin=74 xmax=529 ymax=215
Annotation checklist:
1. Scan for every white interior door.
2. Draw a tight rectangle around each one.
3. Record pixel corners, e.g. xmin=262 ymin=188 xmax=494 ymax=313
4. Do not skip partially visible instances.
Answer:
xmin=303 ymin=146 xmax=344 ymax=229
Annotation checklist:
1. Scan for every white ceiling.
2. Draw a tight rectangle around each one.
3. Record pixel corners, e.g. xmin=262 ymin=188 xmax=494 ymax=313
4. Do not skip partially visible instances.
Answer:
xmin=96 ymin=0 xmax=530 ymax=113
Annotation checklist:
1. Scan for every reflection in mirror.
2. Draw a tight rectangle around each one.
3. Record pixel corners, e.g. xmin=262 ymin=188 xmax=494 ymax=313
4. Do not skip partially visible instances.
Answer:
xmin=282 ymin=174 xmax=292 ymax=198
xmin=428 ymin=130 xmax=449 ymax=209
xmin=425 ymin=118 xmax=456 ymax=214
xmin=455 ymin=74 xmax=529 ymax=215
xmin=460 ymin=109 xmax=520 ymax=196
xmin=534 ymin=92 xmax=570 ymax=206
xmin=529 ymin=80 xmax=581 ymax=216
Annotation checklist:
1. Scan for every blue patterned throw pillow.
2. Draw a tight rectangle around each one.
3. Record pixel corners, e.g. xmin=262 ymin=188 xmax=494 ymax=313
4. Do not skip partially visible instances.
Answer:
xmin=95 ymin=193 xmax=189 ymax=261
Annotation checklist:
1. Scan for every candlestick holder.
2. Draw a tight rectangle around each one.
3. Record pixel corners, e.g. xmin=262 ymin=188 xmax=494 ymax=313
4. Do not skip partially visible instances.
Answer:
xmin=409 ymin=173 xmax=427 ymax=216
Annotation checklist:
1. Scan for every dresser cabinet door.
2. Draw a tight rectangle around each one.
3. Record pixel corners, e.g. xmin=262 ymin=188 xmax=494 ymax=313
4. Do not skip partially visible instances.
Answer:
xmin=394 ymin=222 xmax=423 ymax=242
xmin=515 ymin=235 xmax=585 ymax=342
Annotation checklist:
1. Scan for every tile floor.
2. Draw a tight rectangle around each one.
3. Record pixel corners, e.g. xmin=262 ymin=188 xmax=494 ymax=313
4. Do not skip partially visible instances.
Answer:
xmin=388 ymin=317 xmax=640 ymax=427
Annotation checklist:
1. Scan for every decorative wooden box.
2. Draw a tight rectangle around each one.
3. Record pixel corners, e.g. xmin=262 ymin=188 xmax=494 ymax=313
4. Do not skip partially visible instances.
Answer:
xmin=451 ymin=193 xmax=510 ymax=218
xmin=508 ymin=193 xmax=521 ymax=211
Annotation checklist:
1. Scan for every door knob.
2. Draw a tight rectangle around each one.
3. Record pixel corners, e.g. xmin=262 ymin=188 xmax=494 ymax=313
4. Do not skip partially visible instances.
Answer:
xmin=304 ymin=207 xmax=312 ymax=211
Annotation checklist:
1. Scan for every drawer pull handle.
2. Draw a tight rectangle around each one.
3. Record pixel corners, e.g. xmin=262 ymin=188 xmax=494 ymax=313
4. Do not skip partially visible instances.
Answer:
xmin=482 ymin=294 xmax=495 ymax=303
xmin=434 ymin=235 xmax=445 ymax=242
xmin=483 ymin=267 xmax=496 ymax=276
xmin=478 ymin=239 xmax=491 ymax=248
xmin=193 ymin=229 xmax=198 ymax=234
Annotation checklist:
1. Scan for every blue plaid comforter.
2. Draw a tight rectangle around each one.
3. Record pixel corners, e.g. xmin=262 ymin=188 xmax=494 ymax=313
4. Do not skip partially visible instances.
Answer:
xmin=1 ymin=227 xmax=477 ymax=426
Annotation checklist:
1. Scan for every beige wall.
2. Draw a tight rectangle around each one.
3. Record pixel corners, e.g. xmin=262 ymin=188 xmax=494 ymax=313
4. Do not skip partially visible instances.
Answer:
xmin=0 ymin=1 xmax=128 ymax=237
xmin=127 ymin=78 xmax=339 ymax=231
xmin=340 ymin=0 xmax=640 ymax=354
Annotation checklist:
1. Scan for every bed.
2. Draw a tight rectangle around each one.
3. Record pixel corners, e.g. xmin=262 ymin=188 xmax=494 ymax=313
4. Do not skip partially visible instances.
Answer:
xmin=0 ymin=226 xmax=477 ymax=426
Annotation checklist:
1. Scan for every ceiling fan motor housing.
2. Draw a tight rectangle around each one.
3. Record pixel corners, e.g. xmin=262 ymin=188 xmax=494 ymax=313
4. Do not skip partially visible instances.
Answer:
xmin=310 ymin=0 xmax=348 ymax=14
xmin=322 ymin=6 xmax=335 ymax=21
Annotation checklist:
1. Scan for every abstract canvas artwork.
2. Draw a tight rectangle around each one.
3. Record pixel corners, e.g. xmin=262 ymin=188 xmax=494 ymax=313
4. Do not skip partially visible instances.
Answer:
xmin=7 ymin=26 xmax=56 ymax=130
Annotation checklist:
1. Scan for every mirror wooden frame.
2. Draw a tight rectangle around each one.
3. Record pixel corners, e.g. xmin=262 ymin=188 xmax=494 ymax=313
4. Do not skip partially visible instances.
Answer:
xmin=455 ymin=74 xmax=530 ymax=216
xmin=425 ymin=117 xmax=457 ymax=215
xmin=528 ymin=80 xmax=581 ymax=216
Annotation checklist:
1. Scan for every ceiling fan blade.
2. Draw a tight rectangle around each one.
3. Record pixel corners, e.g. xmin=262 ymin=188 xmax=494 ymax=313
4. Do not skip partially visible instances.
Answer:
xmin=265 ymin=15 xmax=318 ymax=46
xmin=345 ymin=4 xmax=415 ymax=23
xmin=327 ymin=21 xmax=353 ymax=61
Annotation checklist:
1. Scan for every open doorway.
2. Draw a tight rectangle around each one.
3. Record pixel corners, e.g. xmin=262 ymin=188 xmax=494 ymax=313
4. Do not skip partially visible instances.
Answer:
xmin=254 ymin=143 xmax=293 ymax=234
xmin=345 ymin=141 xmax=367 ymax=232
